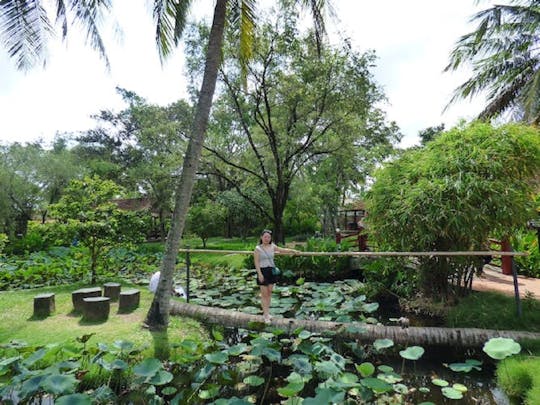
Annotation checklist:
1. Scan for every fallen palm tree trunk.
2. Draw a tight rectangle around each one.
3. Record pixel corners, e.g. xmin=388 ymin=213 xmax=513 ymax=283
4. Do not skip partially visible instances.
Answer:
xmin=170 ymin=301 xmax=540 ymax=349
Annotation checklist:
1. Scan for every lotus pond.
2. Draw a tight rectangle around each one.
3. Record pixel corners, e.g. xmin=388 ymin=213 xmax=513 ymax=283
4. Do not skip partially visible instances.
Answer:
xmin=169 ymin=266 xmax=514 ymax=404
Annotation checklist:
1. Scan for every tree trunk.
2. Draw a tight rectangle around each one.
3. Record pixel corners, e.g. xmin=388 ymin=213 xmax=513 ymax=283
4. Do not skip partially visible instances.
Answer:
xmin=169 ymin=301 xmax=540 ymax=349
xmin=145 ymin=0 xmax=227 ymax=331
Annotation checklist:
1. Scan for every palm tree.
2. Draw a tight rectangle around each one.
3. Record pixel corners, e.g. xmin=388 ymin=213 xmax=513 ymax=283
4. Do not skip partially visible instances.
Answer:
xmin=445 ymin=0 xmax=540 ymax=123
xmin=1 ymin=0 xmax=329 ymax=331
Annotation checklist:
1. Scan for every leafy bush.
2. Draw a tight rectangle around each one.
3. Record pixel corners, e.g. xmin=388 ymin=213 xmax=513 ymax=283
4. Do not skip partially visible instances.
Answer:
xmin=512 ymin=229 xmax=540 ymax=278
xmin=243 ymin=238 xmax=350 ymax=281
xmin=367 ymin=122 xmax=540 ymax=299
xmin=0 ymin=233 xmax=8 ymax=255
xmin=5 ymin=230 xmax=47 ymax=255
xmin=361 ymin=257 xmax=418 ymax=299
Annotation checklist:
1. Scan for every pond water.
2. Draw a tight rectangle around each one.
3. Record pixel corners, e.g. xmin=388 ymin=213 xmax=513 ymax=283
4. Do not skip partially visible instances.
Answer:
xmin=222 ymin=326 xmax=511 ymax=404
xmin=188 ymin=272 xmax=514 ymax=404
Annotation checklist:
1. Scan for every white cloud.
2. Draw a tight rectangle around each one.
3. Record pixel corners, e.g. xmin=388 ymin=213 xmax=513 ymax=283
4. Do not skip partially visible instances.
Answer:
xmin=0 ymin=1 xmax=494 ymax=147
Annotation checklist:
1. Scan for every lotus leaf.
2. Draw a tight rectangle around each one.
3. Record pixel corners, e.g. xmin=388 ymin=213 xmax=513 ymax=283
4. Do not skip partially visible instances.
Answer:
xmin=243 ymin=375 xmax=265 ymax=386
xmin=360 ymin=377 xmax=393 ymax=393
xmin=19 ymin=375 xmax=45 ymax=398
xmin=147 ymin=369 xmax=173 ymax=385
xmin=55 ymin=394 xmax=93 ymax=405
xmin=315 ymin=360 xmax=341 ymax=377
xmin=356 ymin=362 xmax=375 ymax=377
xmin=447 ymin=359 xmax=482 ymax=372
xmin=277 ymin=373 xmax=305 ymax=397
xmin=41 ymin=373 xmax=78 ymax=395
xmin=431 ymin=378 xmax=449 ymax=387
xmin=227 ymin=344 xmax=249 ymax=356
xmin=205 ymin=351 xmax=229 ymax=364
xmin=393 ymin=383 xmax=409 ymax=394
xmin=399 ymin=346 xmax=425 ymax=360
xmin=452 ymin=383 xmax=468 ymax=393
xmin=377 ymin=365 xmax=394 ymax=373
xmin=377 ymin=371 xmax=402 ymax=384
xmin=482 ymin=337 xmax=521 ymax=360
xmin=442 ymin=386 xmax=463 ymax=399
xmin=133 ymin=358 xmax=162 ymax=377
xmin=198 ymin=384 xmax=219 ymax=399
xmin=373 ymin=339 xmax=394 ymax=351
xmin=302 ymin=387 xmax=345 ymax=404
xmin=285 ymin=354 xmax=313 ymax=375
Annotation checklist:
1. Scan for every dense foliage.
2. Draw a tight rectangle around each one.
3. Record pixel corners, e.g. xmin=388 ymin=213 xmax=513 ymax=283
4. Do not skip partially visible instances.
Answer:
xmin=367 ymin=122 xmax=540 ymax=298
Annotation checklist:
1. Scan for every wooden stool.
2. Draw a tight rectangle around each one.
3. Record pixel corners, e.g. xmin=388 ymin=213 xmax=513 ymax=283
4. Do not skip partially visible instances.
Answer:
xmin=33 ymin=293 xmax=55 ymax=317
xmin=119 ymin=289 xmax=140 ymax=312
xmin=82 ymin=297 xmax=110 ymax=321
xmin=72 ymin=287 xmax=102 ymax=312
xmin=103 ymin=282 xmax=121 ymax=302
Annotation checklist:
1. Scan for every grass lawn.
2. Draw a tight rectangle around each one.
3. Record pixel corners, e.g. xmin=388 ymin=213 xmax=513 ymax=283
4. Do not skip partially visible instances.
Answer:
xmin=0 ymin=282 xmax=208 ymax=355
xmin=447 ymin=290 xmax=540 ymax=333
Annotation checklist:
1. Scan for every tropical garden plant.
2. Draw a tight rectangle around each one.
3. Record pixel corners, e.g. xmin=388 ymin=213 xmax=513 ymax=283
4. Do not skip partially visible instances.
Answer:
xmin=366 ymin=122 xmax=540 ymax=299
xmin=445 ymin=0 xmax=540 ymax=123
xmin=48 ymin=176 xmax=146 ymax=284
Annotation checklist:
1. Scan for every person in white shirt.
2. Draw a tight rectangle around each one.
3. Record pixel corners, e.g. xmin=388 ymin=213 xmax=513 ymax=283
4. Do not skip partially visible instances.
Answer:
xmin=149 ymin=271 xmax=186 ymax=299
xmin=254 ymin=229 xmax=298 ymax=323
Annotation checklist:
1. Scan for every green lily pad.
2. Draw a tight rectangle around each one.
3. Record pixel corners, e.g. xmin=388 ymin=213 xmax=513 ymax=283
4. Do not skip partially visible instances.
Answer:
xmin=356 ymin=362 xmax=375 ymax=377
xmin=360 ymin=377 xmax=393 ymax=393
xmin=483 ymin=337 xmax=521 ymax=360
xmin=447 ymin=359 xmax=482 ymax=372
xmin=431 ymin=378 xmax=449 ymax=387
xmin=205 ymin=351 xmax=229 ymax=364
xmin=442 ymin=386 xmax=463 ymax=399
xmin=243 ymin=375 xmax=265 ymax=386
xmin=373 ymin=339 xmax=394 ymax=351
xmin=399 ymin=346 xmax=425 ymax=360
xmin=55 ymin=394 xmax=93 ymax=405
xmin=452 ymin=383 xmax=468 ymax=393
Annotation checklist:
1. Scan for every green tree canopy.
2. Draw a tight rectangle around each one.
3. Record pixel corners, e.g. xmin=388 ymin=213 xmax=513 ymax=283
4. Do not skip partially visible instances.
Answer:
xmin=197 ymin=10 xmax=399 ymax=242
xmin=367 ymin=122 xmax=540 ymax=298
xmin=49 ymin=175 xmax=145 ymax=284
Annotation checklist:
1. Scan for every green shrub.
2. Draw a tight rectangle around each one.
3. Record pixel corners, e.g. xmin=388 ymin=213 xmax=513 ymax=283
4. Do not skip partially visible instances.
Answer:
xmin=6 ymin=230 xmax=46 ymax=255
xmin=243 ymin=237 xmax=350 ymax=281
xmin=496 ymin=356 xmax=540 ymax=404
xmin=361 ymin=257 xmax=418 ymax=299
xmin=512 ymin=228 xmax=540 ymax=277
xmin=0 ymin=233 xmax=7 ymax=255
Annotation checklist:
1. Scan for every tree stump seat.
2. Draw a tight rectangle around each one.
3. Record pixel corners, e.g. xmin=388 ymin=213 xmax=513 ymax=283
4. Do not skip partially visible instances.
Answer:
xmin=72 ymin=287 xmax=102 ymax=312
xmin=82 ymin=297 xmax=110 ymax=321
xmin=33 ymin=293 xmax=55 ymax=317
xmin=103 ymin=282 xmax=121 ymax=302
xmin=119 ymin=289 xmax=140 ymax=312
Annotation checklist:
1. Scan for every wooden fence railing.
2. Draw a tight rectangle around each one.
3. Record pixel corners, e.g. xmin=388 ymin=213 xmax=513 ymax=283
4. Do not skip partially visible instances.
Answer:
xmin=176 ymin=248 xmax=527 ymax=316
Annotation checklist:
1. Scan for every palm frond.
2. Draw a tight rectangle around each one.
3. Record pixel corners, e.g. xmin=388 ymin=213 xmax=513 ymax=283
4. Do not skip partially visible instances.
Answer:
xmin=0 ymin=0 xmax=53 ymax=70
xmin=153 ymin=0 xmax=191 ymax=64
xmin=446 ymin=0 xmax=540 ymax=119
xmin=67 ymin=0 xmax=111 ymax=69
xmin=298 ymin=0 xmax=326 ymax=55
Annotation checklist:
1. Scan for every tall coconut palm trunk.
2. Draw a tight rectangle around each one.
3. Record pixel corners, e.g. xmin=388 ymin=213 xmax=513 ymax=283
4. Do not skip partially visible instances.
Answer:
xmin=145 ymin=0 xmax=228 ymax=330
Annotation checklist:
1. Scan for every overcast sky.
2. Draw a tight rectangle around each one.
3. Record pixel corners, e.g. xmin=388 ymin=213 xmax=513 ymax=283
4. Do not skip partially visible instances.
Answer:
xmin=0 ymin=0 xmax=494 ymax=148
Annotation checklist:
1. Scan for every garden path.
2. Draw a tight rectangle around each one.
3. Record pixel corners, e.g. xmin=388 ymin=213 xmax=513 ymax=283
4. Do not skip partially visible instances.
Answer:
xmin=472 ymin=264 xmax=540 ymax=299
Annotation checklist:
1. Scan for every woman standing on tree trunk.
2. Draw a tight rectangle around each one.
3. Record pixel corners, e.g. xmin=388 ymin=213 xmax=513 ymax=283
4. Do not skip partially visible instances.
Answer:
xmin=254 ymin=229 xmax=298 ymax=323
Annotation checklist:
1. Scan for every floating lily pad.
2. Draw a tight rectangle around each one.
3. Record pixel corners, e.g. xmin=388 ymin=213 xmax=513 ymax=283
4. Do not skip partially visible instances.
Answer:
xmin=442 ymin=386 xmax=463 ymax=399
xmin=373 ymin=339 xmax=394 ymax=351
xmin=431 ymin=378 xmax=449 ymax=387
xmin=399 ymin=346 xmax=425 ymax=361
xmin=483 ymin=337 xmax=521 ymax=360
